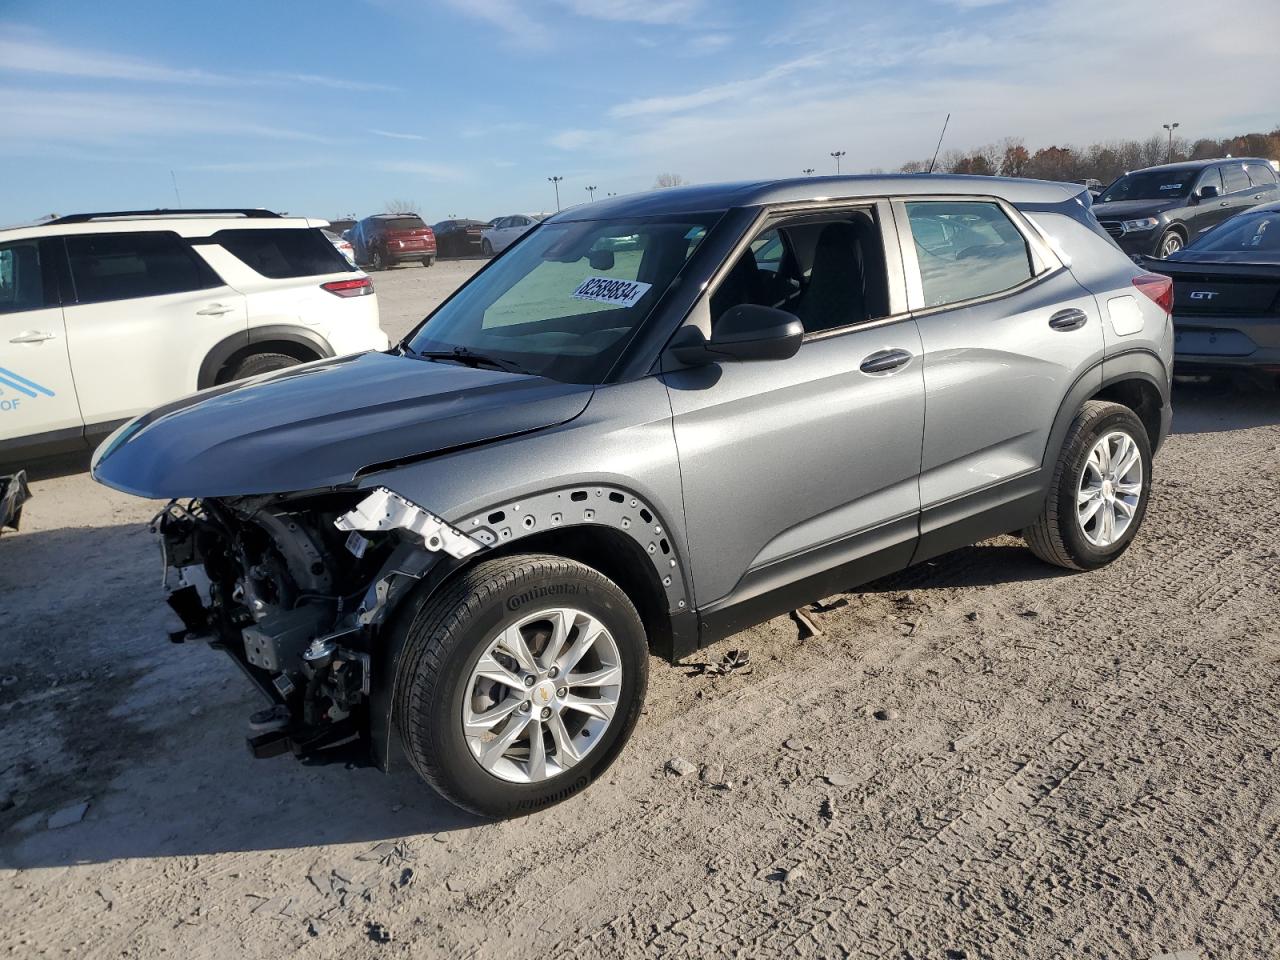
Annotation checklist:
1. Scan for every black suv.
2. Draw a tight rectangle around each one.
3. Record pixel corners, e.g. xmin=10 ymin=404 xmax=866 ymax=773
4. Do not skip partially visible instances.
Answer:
xmin=1093 ymin=158 xmax=1279 ymax=258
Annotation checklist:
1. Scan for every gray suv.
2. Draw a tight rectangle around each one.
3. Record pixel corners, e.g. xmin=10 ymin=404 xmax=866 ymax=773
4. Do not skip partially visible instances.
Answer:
xmin=93 ymin=175 xmax=1174 ymax=817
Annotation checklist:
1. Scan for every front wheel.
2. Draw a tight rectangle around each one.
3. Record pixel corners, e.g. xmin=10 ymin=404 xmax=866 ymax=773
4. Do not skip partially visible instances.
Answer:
xmin=393 ymin=555 xmax=648 ymax=817
xmin=481 ymin=239 xmax=494 ymax=257
xmin=1023 ymin=400 xmax=1153 ymax=570
xmin=1157 ymin=229 xmax=1184 ymax=258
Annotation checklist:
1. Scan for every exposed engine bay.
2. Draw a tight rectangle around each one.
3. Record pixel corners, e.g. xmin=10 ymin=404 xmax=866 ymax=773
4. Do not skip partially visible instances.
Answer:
xmin=153 ymin=488 xmax=479 ymax=766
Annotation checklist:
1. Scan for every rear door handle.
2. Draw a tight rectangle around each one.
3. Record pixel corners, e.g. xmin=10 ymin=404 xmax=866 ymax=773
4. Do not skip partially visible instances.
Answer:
xmin=1049 ymin=308 xmax=1088 ymax=331
xmin=196 ymin=304 xmax=235 ymax=316
xmin=859 ymin=349 xmax=912 ymax=374
xmin=9 ymin=330 xmax=56 ymax=343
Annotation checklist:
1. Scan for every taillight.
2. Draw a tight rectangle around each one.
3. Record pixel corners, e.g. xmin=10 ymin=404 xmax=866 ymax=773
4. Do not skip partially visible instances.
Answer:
xmin=321 ymin=277 xmax=374 ymax=298
xmin=1132 ymin=273 xmax=1173 ymax=314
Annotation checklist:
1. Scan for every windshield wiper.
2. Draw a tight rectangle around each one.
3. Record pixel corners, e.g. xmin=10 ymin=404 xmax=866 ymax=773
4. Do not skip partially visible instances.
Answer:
xmin=409 ymin=345 xmax=527 ymax=375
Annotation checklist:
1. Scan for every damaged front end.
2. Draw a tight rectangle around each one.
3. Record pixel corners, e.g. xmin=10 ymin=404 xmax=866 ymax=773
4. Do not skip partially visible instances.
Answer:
xmin=154 ymin=488 xmax=479 ymax=766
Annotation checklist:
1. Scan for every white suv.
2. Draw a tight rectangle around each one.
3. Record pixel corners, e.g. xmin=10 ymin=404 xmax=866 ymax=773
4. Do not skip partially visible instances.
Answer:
xmin=0 ymin=208 xmax=388 ymax=467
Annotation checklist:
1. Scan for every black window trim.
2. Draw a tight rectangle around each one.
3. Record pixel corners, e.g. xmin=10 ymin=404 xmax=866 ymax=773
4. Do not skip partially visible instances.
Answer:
xmin=891 ymin=194 xmax=1063 ymax=317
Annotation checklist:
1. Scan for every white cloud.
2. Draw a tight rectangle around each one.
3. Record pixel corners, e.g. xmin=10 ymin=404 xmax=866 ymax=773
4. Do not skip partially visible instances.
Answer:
xmin=437 ymin=0 xmax=550 ymax=45
xmin=686 ymin=33 xmax=731 ymax=54
xmin=370 ymin=128 xmax=428 ymax=141
xmin=554 ymin=0 xmax=702 ymax=23
xmin=608 ymin=53 xmax=825 ymax=119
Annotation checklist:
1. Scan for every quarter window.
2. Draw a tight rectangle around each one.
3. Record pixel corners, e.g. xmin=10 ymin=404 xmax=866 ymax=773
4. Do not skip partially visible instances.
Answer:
xmin=905 ymin=201 xmax=1036 ymax=308
xmin=0 ymin=240 xmax=51 ymax=315
xmin=214 ymin=228 xmax=352 ymax=279
xmin=65 ymin=231 xmax=220 ymax=305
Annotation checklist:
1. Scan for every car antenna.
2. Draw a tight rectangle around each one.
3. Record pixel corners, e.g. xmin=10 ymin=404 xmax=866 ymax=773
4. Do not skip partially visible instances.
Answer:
xmin=927 ymin=113 xmax=951 ymax=174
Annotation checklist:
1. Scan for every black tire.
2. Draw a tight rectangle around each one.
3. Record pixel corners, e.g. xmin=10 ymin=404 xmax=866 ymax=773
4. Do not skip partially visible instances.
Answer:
xmin=393 ymin=554 xmax=649 ymax=818
xmin=370 ymin=248 xmax=386 ymax=271
xmin=423 ymin=256 xmax=435 ymax=268
xmin=1023 ymin=400 xmax=1153 ymax=571
xmin=225 ymin=351 xmax=301 ymax=382
xmin=1156 ymin=228 xmax=1184 ymax=258
xmin=481 ymin=239 xmax=494 ymax=257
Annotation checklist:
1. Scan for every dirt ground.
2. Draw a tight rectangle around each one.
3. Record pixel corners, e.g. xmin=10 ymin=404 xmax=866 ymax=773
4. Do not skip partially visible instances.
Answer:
xmin=2 ymin=263 xmax=1278 ymax=959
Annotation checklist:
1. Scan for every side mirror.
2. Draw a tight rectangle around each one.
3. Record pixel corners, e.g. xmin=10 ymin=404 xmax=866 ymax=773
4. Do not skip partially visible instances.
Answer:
xmin=1197 ymin=184 xmax=1219 ymax=200
xmin=669 ymin=304 xmax=804 ymax=365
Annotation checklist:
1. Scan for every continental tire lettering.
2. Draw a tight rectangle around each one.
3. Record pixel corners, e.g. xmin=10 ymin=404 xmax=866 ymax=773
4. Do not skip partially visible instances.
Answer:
xmin=506 ymin=582 xmax=581 ymax=611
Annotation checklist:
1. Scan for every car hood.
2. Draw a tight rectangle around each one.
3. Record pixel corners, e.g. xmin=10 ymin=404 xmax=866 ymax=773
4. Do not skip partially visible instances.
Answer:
xmin=1092 ymin=198 xmax=1181 ymax=218
xmin=92 ymin=351 xmax=593 ymax=499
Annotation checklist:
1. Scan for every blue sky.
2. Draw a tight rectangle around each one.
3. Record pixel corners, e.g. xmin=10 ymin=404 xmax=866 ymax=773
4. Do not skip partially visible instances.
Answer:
xmin=1 ymin=0 xmax=1275 ymax=224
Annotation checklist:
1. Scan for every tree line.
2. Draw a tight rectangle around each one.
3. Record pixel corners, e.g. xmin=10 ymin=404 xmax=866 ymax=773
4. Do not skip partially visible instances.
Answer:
xmin=895 ymin=126 xmax=1280 ymax=185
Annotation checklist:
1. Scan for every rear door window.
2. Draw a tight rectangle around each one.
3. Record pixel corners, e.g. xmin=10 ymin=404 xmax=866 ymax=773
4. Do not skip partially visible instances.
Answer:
xmin=905 ymin=201 xmax=1036 ymax=308
xmin=65 ymin=231 xmax=221 ymax=305
xmin=1195 ymin=167 xmax=1224 ymax=195
xmin=213 ymin=228 xmax=353 ymax=278
xmin=1221 ymin=164 xmax=1251 ymax=194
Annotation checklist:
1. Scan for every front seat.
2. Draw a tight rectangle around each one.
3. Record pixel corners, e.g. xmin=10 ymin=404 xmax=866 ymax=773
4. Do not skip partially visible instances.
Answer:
xmin=798 ymin=221 xmax=867 ymax=333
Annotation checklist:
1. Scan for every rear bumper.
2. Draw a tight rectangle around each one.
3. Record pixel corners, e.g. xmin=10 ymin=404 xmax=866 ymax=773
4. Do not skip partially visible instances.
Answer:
xmin=386 ymin=248 xmax=435 ymax=263
xmin=1173 ymin=313 xmax=1280 ymax=372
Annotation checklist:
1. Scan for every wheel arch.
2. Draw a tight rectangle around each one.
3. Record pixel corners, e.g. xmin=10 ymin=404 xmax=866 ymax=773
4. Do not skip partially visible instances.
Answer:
xmin=198 ymin=326 xmax=335 ymax=388
xmin=1043 ymin=350 xmax=1170 ymax=471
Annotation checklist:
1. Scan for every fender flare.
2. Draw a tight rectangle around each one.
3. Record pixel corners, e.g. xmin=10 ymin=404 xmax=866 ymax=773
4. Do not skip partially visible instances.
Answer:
xmin=1042 ymin=348 xmax=1170 ymax=470
xmin=364 ymin=483 xmax=692 ymax=771
xmin=197 ymin=326 xmax=335 ymax=389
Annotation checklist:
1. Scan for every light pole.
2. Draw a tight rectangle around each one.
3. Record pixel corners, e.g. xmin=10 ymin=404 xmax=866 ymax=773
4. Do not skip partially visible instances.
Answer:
xmin=1162 ymin=122 xmax=1180 ymax=162
xmin=802 ymin=167 xmax=815 ymax=176
xmin=830 ymin=151 xmax=846 ymax=174
xmin=586 ymin=185 xmax=598 ymax=202
xmin=547 ymin=175 xmax=564 ymax=211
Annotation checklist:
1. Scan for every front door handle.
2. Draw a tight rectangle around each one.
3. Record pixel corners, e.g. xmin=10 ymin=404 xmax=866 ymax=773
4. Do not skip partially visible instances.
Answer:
xmin=1049 ymin=308 xmax=1088 ymax=331
xmin=9 ymin=330 xmax=56 ymax=343
xmin=859 ymin=349 xmax=912 ymax=374
xmin=196 ymin=304 xmax=235 ymax=316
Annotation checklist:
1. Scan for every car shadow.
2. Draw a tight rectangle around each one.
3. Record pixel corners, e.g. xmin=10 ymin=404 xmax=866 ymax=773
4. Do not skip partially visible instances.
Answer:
xmin=1171 ymin=376 xmax=1280 ymax=434
xmin=861 ymin=541 xmax=1074 ymax=594
xmin=1 ymin=522 xmax=485 ymax=869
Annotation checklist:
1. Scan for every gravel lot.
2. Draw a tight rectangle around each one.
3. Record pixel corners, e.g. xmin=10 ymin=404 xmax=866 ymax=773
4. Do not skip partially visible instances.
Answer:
xmin=2 ymin=263 xmax=1278 ymax=959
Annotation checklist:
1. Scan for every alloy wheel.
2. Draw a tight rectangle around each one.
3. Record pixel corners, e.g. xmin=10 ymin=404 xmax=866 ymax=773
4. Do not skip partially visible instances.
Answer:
xmin=1159 ymin=233 xmax=1183 ymax=257
xmin=462 ymin=607 xmax=622 ymax=784
xmin=1077 ymin=430 xmax=1143 ymax=547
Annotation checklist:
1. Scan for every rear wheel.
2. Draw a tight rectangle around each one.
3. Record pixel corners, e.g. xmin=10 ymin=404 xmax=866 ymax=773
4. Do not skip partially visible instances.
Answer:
xmin=225 ymin=351 xmax=300 ymax=382
xmin=423 ymin=256 xmax=435 ymax=267
xmin=370 ymin=248 xmax=387 ymax=271
xmin=481 ymin=239 xmax=494 ymax=257
xmin=394 ymin=555 xmax=648 ymax=817
xmin=1157 ymin=229 xmax=1184 ymax=258
xmin=1023 ymin=400 xmax=1152 ymax=570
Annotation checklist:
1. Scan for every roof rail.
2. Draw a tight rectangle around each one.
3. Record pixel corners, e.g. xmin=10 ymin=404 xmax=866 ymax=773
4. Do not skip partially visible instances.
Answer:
xmin=47 ymin=208 xmax=282 ymax=225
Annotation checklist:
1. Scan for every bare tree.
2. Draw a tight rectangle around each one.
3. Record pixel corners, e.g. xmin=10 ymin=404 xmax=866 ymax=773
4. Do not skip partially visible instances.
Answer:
xmin=384 ymin=198 xmax=421 ymax=214
xmin=653 ymin=173 xmax=687 ymax=189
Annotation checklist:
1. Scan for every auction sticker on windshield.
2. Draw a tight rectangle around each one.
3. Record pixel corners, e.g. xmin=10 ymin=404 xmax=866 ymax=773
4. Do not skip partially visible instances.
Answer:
xmin=571 ymin=276 xmax=652 ymax=308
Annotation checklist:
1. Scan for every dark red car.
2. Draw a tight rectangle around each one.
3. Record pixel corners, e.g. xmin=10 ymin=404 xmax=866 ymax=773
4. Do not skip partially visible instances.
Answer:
xmin=352 ymin=213 xmax=437 ymax=269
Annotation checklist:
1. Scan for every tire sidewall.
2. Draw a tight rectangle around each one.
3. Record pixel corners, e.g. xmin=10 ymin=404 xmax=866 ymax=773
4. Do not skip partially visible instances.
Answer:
xmin=405 ymin=562 xmax=648 ymax=817
xmin=1055 ymin=408 xmax=1153 ymax=568
xmin=1159 ymin=230 xmax=1183 ymax=258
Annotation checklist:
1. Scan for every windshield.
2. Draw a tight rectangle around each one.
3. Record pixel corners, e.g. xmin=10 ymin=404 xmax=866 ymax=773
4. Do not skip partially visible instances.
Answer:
xmin=1183 ymin=208 xmax=1280 ymax=261
xmin=407 ymin=214 xmax=717 ymax=383
xmin=1099 ymin=170 xmax=1195 ymax=203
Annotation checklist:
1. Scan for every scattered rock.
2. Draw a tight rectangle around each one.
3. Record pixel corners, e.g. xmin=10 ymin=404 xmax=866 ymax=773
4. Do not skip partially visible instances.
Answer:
xmin=398 ymin=867 xmax=414 ymax=888
xmin=949 ymin=733 xmax=980 ymax=752
xmin=47 ymin=799 xmax=90 ymax=829
xmin=824 ymin=772 xmax=853 ymax=787
xmin=365 ymin=921 xmax=392 ymax=944
xmin=96 ymin=885 xmax=117 ymax=910
xmin=784 ymin=737 xmax=806 ymax=751
xmin=782 ymin=866 xmax=805 ymax=885
xmin=1018 ymin=609 xmax=1039 ymax=619
xmin=964 ymin=611 xmax=978 ymax=622
xmin=873 ymin=708 xmax=899 ymax=722
xmin=665 ymin=757 xmax=697 ymax=777
xmin=306 ymin=918 xmax=327 ymax=938
xmin=819 ymin=797 xmax=836 ymax=821
xmin=698 ymin=763 xmax=724 ymax=785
